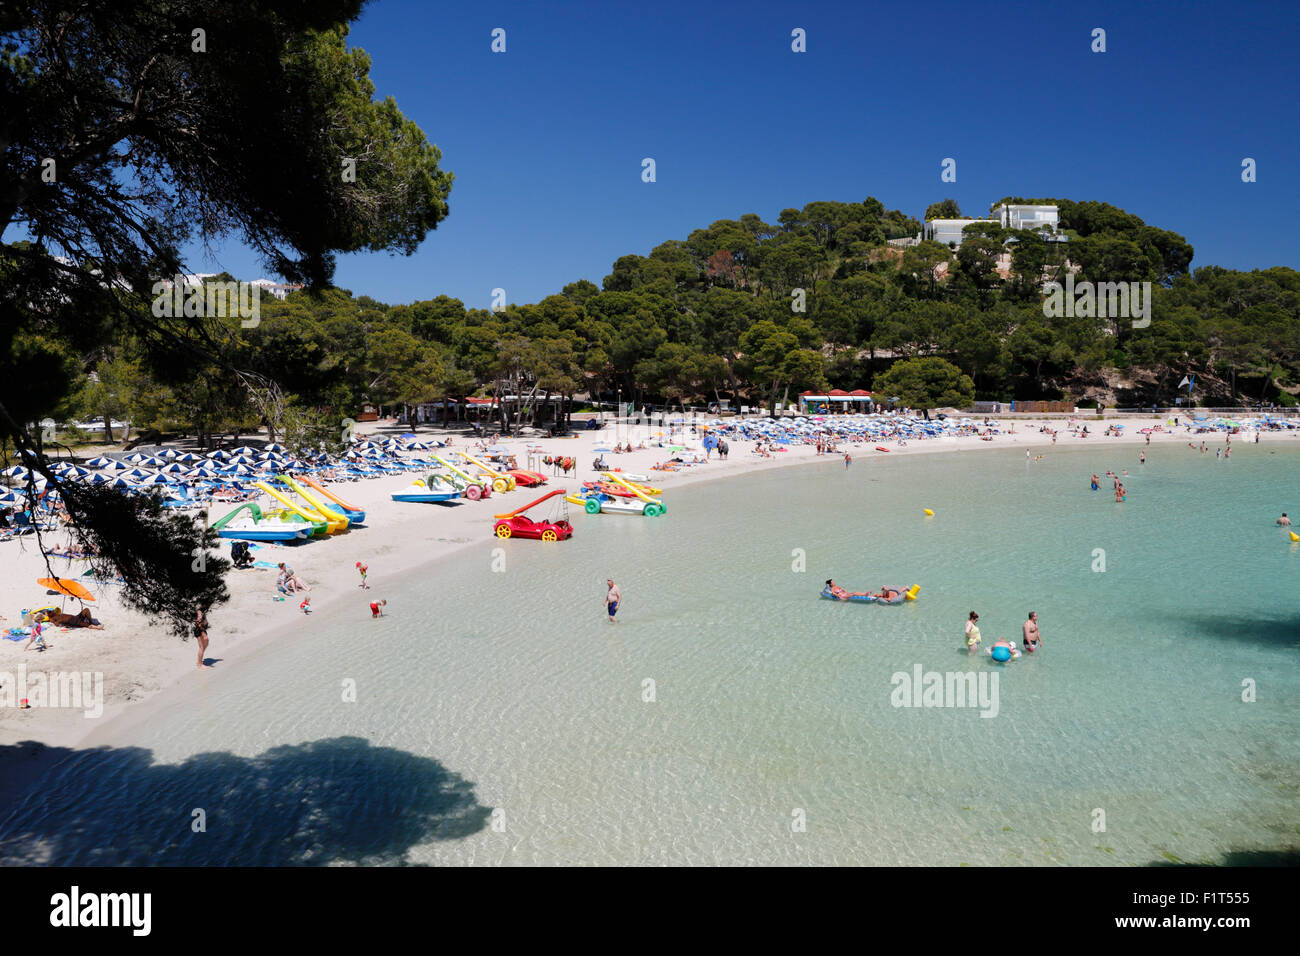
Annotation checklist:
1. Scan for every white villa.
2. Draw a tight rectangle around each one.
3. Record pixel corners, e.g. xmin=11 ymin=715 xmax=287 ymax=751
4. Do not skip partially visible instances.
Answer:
xmin=918 ymin=203 xmax=1066 ymax=249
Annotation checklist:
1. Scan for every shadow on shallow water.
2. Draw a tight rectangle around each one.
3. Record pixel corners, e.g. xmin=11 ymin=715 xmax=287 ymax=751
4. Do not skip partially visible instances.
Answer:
xmin=1165 ymin=612 xmax=1300 ymax=651
xmin=0 ymin=736 xmax=491 ymax=865
xmin=1148 ymin=848 xmax=1300 ymax=866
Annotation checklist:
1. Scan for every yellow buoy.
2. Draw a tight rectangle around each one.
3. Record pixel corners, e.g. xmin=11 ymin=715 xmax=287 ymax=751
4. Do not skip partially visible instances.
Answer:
xmin=905 ymin=585 xmax=922 ymax=600
xmin=923 ymin=509 xmax=934 ymax=516
xmin=1290 ymin=531 xmax=1299 ymax=542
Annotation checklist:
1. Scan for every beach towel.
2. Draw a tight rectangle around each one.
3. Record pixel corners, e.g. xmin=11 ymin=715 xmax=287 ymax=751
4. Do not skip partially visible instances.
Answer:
xmin=4 ymin=627 xmax=32 ymax=640
xmin=252 ymin=560 xmax=279 ymax=569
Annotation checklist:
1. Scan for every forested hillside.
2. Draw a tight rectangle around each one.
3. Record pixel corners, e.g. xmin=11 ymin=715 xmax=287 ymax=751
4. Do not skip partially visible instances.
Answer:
xmin=12 ymin=195 xmax=1300 ymax=448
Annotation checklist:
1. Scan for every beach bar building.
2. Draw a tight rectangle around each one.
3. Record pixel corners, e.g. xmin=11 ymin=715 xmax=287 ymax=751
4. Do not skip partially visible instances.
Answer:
xmin=800 ymin=389 xmax=876 ymax=413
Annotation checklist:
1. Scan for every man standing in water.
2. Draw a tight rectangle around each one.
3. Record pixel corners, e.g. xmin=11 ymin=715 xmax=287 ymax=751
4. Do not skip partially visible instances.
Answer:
xmin=1278 ymin=513 xmax=1292 ymax=527
xmin=605 ymin=578 xmax=622 ymax=624
xmin=1022 ymin=611 xmax=1041 ymax=653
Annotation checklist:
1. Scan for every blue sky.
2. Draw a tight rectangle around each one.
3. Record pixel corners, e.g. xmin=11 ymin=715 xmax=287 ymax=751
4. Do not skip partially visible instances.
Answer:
xmin=182 ymin=0 xmax=1299 ymax=305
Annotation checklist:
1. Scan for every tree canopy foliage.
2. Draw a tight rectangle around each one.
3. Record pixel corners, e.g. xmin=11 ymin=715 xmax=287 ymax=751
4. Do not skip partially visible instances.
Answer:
xmin=1 ymin=0 xmax=453 ymax=633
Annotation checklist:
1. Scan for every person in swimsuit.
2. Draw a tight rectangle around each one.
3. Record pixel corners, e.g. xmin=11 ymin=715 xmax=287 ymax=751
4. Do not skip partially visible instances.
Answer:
xmin=194 ymin=607 xmax=209 ymax=668
xmin=1278 ymin=513 xmax=1291 ymax=526
xmin=1022 ymin=611 xmax=1041 ymax=653
xmin=606 ymin=578 xmax=621 ymax=623
xmin=965 ymin=611 xmax=982 ymax=655
xmin=988 ymin=639 xmax=1018 ymax=660
xmin=825 ymin=580 xmax=869 ymax=600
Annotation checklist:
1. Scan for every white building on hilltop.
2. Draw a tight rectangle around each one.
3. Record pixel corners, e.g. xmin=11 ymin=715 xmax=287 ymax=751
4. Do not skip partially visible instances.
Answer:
xmin=249 ymin=278 xmax=304 ymax=300
xmin=994 ymin=204 xmax=1064 ymax=239
xmin=924 ymin=218 xmax=998 ymax=247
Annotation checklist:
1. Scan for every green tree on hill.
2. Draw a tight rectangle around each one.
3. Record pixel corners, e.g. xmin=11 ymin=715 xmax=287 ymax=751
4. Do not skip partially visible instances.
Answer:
xmin=925 ymin=199 xmax=963 ymax=221
xmin=873 ymin=357 xmax=975 ymax=410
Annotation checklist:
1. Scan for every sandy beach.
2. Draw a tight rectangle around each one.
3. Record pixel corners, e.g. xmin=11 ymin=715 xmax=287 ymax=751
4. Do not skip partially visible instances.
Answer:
xmin=0 ymin=413 xmax=1285 ymax=796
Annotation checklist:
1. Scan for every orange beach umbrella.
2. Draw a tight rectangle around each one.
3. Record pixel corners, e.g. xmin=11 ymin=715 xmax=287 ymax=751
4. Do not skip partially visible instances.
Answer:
xmin=37 ymin=577 xmax=95 ymax=602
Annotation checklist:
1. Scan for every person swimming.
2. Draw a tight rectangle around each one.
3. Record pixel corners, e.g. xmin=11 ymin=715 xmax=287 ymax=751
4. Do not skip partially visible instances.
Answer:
xmin=1091 ymin=474 xmax=1099 ymax=490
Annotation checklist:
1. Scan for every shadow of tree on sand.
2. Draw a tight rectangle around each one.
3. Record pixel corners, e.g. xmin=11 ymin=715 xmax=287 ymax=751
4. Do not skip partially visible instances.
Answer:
xmin=0 ymin=736 xmax=491 ymax=865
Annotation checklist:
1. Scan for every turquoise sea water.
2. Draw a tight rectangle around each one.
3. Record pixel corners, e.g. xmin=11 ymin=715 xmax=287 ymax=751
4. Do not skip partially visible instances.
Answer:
xmin=2 ymin=442 xmax=1298 ymax=865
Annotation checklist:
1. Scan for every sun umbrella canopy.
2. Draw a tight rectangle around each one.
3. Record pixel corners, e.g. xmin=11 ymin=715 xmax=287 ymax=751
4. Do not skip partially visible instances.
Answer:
xmin=37 ymin=577 xmax=95 ymax=601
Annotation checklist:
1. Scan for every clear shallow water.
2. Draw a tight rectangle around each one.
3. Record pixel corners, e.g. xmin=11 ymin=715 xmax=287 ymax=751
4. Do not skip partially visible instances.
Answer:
xmin=2 ymin=442 xmax=1298 ymax=865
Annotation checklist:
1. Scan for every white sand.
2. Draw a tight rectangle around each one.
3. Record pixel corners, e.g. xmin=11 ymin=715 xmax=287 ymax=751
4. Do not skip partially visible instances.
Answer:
xmin=0 ymin=414 xmax=1277 ymax=773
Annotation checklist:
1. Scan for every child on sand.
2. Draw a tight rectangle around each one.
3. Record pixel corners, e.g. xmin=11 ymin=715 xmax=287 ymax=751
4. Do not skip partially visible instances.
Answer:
xmin=24 ymin=619 xmax=49 ymax=652
xmin=370 ymin=599 xmax=387 ymax=618
xmin=356 ymin=561 xmax=369 ymax=589
xmin=300 ymin=596 xmax=312 ymax=614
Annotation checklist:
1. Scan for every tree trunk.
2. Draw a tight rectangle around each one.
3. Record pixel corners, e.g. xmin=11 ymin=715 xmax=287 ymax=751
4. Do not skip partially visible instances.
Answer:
xmin=102 ymin=412 xmax=115 ymax=444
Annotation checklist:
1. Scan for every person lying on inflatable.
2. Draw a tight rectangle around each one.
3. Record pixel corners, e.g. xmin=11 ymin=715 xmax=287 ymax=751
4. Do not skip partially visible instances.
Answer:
xmin=825 ymin=579 xmax=870 ymax=600
xmin=988 ymin=640 xmax=1021 ymax=662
